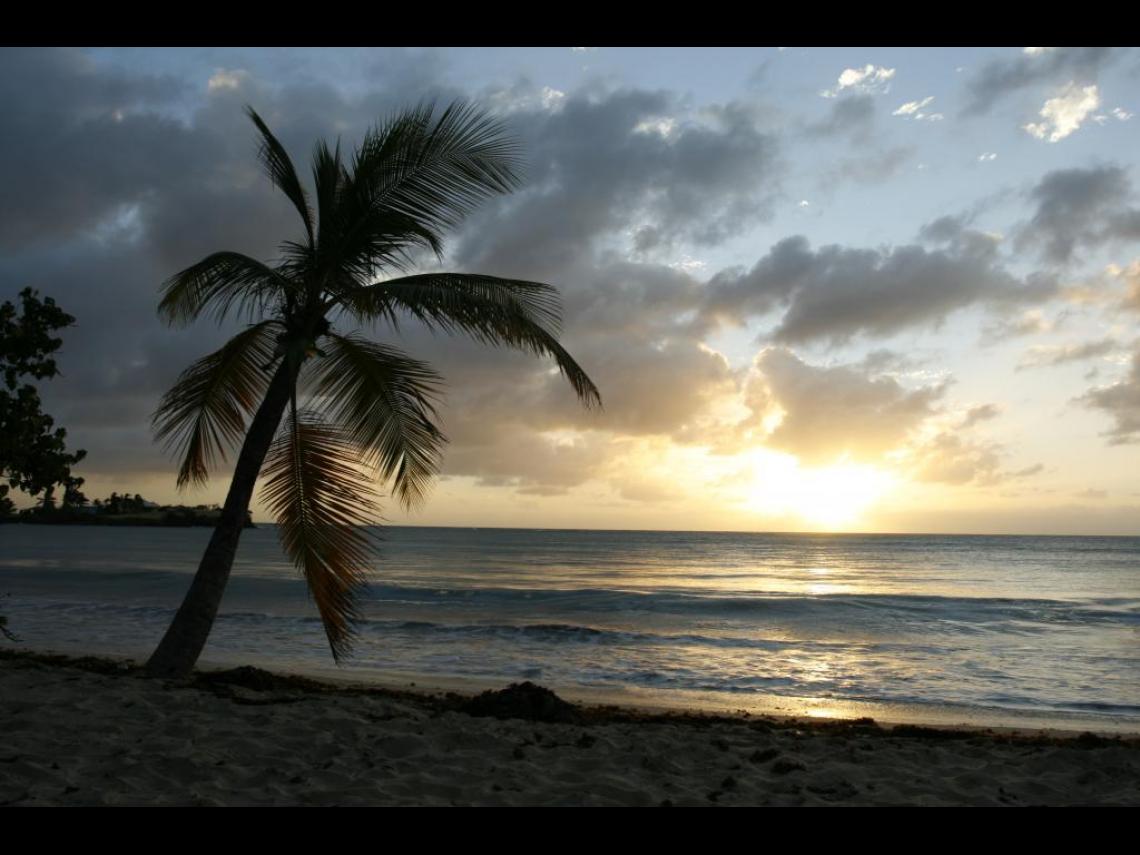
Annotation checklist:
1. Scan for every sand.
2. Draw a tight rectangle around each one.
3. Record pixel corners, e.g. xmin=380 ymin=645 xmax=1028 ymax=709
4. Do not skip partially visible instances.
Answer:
xmin=2 ymin=650 xmax=1138 ymax=806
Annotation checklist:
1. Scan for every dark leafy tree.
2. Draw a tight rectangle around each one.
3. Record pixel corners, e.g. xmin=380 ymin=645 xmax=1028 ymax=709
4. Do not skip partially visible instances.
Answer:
xmin=0 ymin=288 xmax=86 ymax=518
xmin=145 ymin=104 xmax=600 ymax=678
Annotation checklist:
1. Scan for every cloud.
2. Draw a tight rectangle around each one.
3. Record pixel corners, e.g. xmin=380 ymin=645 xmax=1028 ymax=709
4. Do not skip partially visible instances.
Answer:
xmin=891 ymin=96 xmax=943 ymax=121
xmin=804 ymin=94 xmax=875 ymax=140
xmin=963 ymin=47 xmax=1116 ymax=115
xmin=0 ymin=49 xmax=470 ymax=493
xmin=453 ymin=86 xmax=782 ymax=271
xmin=1023 ymin=83 xmax=1100 ymax=142
xmin=909 ymin=432 xmax=1043 ymax=487
xmin=0 ymin=49 xmax=192 ymax=251
xmin=1016 ymin=165 xmax=1140 ymax=264
xmin=391 ymin=257 xmax=739 ymax=493
xmin=820 ymin=65 xmax=896 ymax=98
xmin=1077 ymin=488 xmax=1108 ymax=500
xmin=1108 ymin=259 xmax=1140 ymax=311
xmin=981 ymin=309 xmax=1061 ymax=344
xmin=961 ymin=403 xmax=1001 ymax=427
xmin=1018 ymin=338 xmax=1122 ymax=369
xmin=441 ymin=429 xmax=610 ymax=496
xmin=978 ymin=152 xmax=998 ymax=162
xmin=0 ymin=54 xmax=792 ymax=502
xmin=824 ymin=145 xmax=916 ymax=186
xmin=1079 ymin=348 xmax=1140 ymax=444
xmin=702 ymin=236 xmax=1054 ymax=346
xmin=206 ymin=68 xmax=249 ymax=92
xmin=744 ymin=348 xmax=944 ymax=465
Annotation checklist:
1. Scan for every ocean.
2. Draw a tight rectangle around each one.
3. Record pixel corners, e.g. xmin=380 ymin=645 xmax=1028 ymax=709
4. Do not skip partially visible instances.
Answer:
xmin=2 ymin=524 xmax=1138 ymax=731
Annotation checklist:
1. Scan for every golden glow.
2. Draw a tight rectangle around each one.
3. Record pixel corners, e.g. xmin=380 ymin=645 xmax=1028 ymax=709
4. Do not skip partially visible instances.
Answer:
xmin=741 ymin=451 xmax=896 ymax=529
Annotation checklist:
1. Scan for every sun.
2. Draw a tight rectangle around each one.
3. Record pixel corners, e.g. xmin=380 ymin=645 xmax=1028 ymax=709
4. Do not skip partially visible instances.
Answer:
xmin=741 ymin=451 xmax=895 ymax=530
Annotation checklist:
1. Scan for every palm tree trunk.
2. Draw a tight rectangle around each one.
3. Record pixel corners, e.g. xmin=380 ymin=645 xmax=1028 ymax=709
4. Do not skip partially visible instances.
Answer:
xmin=145 ymin=363 xmax=295 ymax=678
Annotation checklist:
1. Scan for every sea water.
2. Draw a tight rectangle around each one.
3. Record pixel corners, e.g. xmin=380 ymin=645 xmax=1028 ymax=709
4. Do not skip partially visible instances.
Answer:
xmin=2 ymin=525 xmax=1138 ymax=729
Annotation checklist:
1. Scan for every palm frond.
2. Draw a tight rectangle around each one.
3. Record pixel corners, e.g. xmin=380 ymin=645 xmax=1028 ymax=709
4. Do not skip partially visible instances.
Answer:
xmin=319 ymin=200 xmax=443 ymax=287
xmin=308 ymin=333 xmax=446 ymax=509
xmin=157 ymin=252 xmax=295 ymax=327
xmin=353 ymin=101 xmax=522 ymax=243
xmin=246 ymin=107 xmax=315 ymax=246
xmin=343 ymin=273 xmax=601 ymax=408
xmin=153 ymin=321 xmax=281 ymax=487
xmin=261 ymin=408 xmax=379 ymax=662
xmin=315 ymin=138 xmax=443 ymax=289
xmin=311 ymin=138 xmax=344 ymax=240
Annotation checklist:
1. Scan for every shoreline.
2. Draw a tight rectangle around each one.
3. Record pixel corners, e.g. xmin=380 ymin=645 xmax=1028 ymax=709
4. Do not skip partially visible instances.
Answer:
xmin=11 ymin=643 xmax=1140 ymax=739
xmin=8 ymin=645 xmax=1140 ymax=741
xmin=4 ymin=648 xmax=1139 ymax=806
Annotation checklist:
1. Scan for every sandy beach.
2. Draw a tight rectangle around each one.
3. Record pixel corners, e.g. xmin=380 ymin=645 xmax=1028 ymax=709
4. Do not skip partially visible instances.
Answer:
xmin=2 ymin=649 xmax=1138 ymax=806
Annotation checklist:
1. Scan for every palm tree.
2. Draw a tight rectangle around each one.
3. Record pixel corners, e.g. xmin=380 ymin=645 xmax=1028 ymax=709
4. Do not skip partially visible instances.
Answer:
xmin=144 ymin=104 xmax=600 ymax=679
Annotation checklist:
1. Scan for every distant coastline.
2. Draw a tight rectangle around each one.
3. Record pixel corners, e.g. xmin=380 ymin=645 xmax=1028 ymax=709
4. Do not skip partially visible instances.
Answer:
xmin=9 ymin=510 xmax=253 ymax=528
xmin=3 ymin=493 xmax=253 ymax=528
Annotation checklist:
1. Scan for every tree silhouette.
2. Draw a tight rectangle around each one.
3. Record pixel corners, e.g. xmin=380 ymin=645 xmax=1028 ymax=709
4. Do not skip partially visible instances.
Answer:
xmin=145 ymin=104 xmax=599 ymax=678
xmin=0 ymin=288 xmax=86 ymax=518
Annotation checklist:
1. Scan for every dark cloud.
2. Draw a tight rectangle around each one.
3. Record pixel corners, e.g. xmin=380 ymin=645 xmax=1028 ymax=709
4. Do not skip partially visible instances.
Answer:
xmin=856 ymin=349 xmax=927 ymax=375
xmin=917 ymin=213 xmax=1006 ymax=261
xmin=454 ymin=85 xmax=782 ymax=272
xmin=0 ymin=49 xmax=196 ymax=250
xmin=441 ymin=429 xmax=610 ymax=496
xmin=824 ymin=145 xmax=915 ymax=186
xmin=1079 ymin=348 xmax=1140 ymax=444
xmin=744 ymin=348 xmax=944 ymax=465
xmin=918 ymin=215 xmax=970 ymax=244
xmin=702 ymin=236 xmax=1054 ymax=346
xmin=1016 ymin=165 xmax=1140 ymax=264
xmin=0 ymin=48 xmax=470 ymax=494
xmin=0 ymin=52 xmax=791 ymax=501
xmin=803 ymin=95 xmax=876 ymax=141
xmin=962 ymin=47 xmax=1117 ymax=116
xmin=961 ymin=403 xmax=1001 ymax=427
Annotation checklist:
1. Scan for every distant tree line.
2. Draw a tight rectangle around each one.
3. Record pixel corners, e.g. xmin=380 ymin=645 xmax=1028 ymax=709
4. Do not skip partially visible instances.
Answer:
xmin=13 ymin=491 xmax=251 ymax=528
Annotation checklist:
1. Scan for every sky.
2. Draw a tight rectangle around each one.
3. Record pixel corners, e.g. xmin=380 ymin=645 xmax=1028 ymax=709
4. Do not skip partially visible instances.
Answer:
xmin=2 ymin=46 xmax=1139 ymax=534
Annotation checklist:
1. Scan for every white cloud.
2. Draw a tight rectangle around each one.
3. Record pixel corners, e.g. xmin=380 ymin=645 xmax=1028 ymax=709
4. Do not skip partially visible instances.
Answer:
xmin=891 ymin=95 xmax=944 ymax=122
xmin=206 ymin=68 xmax=248 ymax=92
xmin=978 ymin=152 xmax=998 ymax=162
xmin=1112 ymin=107 xmax=1134 ymax=121
xmin=486 ymin=83 xmax=566 ymax=115
xmin=1023 ymin=47 xmax=1056 ymax=56
xmin=540 ymin=86 xmax=566 ymax=110
xmin=821 ymin=64 xmax=896 ymax=98
xmin=668 ymin=256 xmax=707 ymax=273
xmin=893 ymin=96 xmax=934 ymax=116
xmin=798 ymin=199 xmax=810 ymax=208
xmin=632 ymin=116 xmax=676 ymax=137
xmin=1023 ymin=83 xmax=1100 ymax=143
